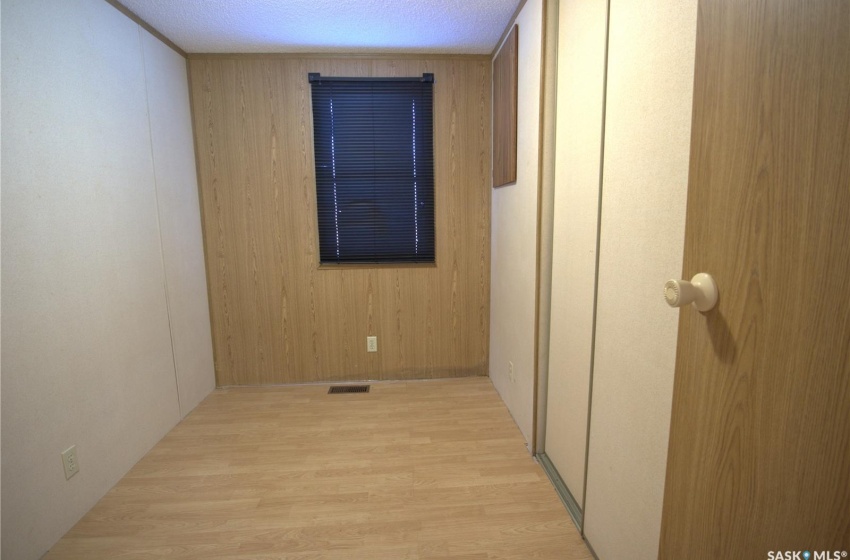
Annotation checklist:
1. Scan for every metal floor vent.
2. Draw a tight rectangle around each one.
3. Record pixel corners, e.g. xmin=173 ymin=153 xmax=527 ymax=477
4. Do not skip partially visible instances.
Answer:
xmin=328 ymin=385 xmax=370 ymax=394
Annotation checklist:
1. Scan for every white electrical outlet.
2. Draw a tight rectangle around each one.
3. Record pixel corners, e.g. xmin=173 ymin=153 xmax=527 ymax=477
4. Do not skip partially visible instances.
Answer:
xmin=367 ymin=336 xmax=378 ymax=353
xmin=61 ymin=445 xmax=79 ymax=480
xmin=509 ymin=361 xmax=515 ymax=382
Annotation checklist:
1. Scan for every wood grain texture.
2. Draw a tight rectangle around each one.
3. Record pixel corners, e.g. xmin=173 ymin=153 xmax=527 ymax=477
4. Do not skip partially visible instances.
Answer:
xmin=492 ymin=26 xmax=518 ymax=187
xmin=188 ymin=56 xmax=491 ymax=386
xmin=45 ymin=378 xmax=592 ymax=559
xmin=660 ymin=0 xmax=850 ymax=557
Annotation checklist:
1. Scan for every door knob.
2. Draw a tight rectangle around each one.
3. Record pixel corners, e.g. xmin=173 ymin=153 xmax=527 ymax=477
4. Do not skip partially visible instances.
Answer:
xmin=664 ymin=273 xmax=718 ymax=312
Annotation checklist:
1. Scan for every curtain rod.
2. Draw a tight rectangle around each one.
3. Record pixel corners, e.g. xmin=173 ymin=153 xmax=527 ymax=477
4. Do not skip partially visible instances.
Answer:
xmin=308 ymin=73 xmax=434 ymax=83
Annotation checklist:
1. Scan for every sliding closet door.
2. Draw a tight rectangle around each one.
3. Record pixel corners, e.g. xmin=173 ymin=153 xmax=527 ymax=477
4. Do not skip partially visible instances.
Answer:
xmin=582 ymin=2 xmax=697 ymax=559
xmin=541 ymin=0 xmax=607 ymax=520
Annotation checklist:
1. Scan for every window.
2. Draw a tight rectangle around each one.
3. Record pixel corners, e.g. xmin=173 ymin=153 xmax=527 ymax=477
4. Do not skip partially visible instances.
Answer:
xmin=309 ymin=73 xmax=435 ymax=264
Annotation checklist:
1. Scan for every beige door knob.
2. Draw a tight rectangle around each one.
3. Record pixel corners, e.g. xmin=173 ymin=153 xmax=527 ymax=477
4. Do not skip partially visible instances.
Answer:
xmin=664 ymin=273 xmax=718 ymax=312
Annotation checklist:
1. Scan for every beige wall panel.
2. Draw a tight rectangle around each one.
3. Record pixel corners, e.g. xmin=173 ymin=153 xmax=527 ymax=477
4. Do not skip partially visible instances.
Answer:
xmin=141 ymin=30 xmax=216 ymax=416
xmin=583 ymin=1 xmax=698 ymax=559
xmin=489 ymin=0 xmax=543 ymax=445
xmin=1 ymin=1 xmax=212 ymax=558
xmin=544 ymin=0 xmax=608 ymax=506
xmin=189 ymin=56 xmax=491 ymax=385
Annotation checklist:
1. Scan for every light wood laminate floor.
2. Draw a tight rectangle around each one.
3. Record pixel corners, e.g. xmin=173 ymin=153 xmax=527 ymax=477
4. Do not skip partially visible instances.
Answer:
xmin=46 ymin=377 xmax=592 ymax=559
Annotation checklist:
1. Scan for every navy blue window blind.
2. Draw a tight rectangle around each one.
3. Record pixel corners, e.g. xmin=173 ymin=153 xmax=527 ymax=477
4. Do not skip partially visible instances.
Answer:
xmin=309 ymin=73 xmax=435 ymax=264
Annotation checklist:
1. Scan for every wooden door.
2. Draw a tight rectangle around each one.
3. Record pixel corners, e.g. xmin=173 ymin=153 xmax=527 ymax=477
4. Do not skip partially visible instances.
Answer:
xmin=659 ymin=0 xmax=850 ymax=558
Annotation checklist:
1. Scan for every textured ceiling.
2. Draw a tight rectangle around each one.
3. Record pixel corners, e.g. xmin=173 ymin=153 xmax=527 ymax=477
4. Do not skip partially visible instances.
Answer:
xmin=119 ymin=0 xmax=521 ymax=54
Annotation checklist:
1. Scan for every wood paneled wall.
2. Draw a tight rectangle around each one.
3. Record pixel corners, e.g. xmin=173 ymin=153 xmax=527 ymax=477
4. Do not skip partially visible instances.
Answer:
xmin=188 ymin=56 xmax=491 ymax=386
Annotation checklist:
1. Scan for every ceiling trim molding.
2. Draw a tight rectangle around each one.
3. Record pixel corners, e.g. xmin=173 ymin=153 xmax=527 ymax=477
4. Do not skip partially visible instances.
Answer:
xmin=491 ymin=0 xmax=529 ymax=58
xmin=104 ymin=0 xmax=187 ymax=58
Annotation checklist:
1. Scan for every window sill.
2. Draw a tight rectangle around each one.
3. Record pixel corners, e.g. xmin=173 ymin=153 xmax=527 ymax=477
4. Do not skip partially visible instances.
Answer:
xmin=318 ymin=262 xmax=437 ymax=271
